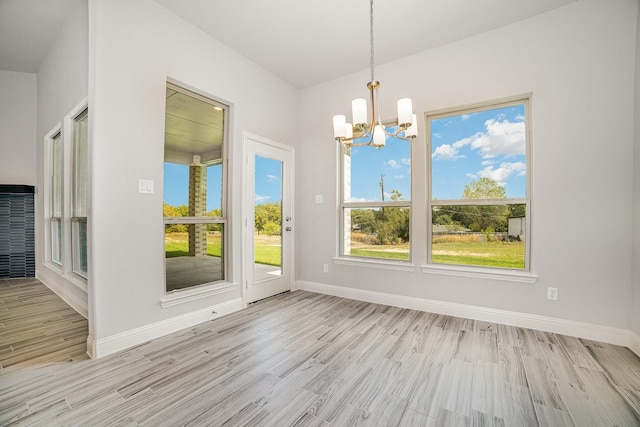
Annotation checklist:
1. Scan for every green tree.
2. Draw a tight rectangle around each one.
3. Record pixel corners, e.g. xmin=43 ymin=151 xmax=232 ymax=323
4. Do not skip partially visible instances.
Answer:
xmin=254 ymin=202 xmax=281 ymax=234
xmin=462 ymin=177 xmax=506 ymax=199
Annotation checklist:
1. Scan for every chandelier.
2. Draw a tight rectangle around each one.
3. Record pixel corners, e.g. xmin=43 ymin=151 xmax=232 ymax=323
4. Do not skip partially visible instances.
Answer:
xmin=332 ymin=0 xmax=417 ymax=147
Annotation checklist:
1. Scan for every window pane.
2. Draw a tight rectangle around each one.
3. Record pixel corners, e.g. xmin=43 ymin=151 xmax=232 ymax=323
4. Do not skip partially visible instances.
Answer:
xmin=207 ymin=163 xmax=223 ymax=214
xmin=51 ymin=133 xmax=63 ymax=218
xmin=72 ymin=219 xmax=88 ymax=277
xmin=343 ymin=207 xmax=410 ymax=261
xmin=343 ymin=135 xmax=411 ymax=202
xmin=165 ymin=223 xmax=224 ymax=291
xmin=51 ymin=218 xmax=62 ymax=264
xmin=431 ymin=204 xmax=526 ymax=269
xmin=163 ymin=83 xmax=227 ymax=292
xmin=431 ymin=104 xmax=526 ymax=200
xmin=163 ymin=162 xmax=189 ymax=216
xmin=254 ymin=155 xmax=282 ymax=281
xmin=73 ymin=110 xmax=89 ymax=217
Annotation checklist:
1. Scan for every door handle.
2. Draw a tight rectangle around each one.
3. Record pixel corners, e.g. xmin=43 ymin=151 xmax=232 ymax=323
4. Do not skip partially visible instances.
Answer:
xmin=285 ymin=226 xmax=292 ymax=231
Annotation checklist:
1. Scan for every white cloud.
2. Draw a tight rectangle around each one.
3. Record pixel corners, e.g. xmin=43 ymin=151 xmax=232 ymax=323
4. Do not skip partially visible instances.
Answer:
xmin=255 ymin=194 xmax=271 ymax=203
xmin=476 ymin=161 xmax=526 ymax=185
xmin=401 ymin=158 xmax=411 ymax=166
xmin=386 ymin=159 xmax=401 ymax=169
xmin=266 ymin=174 xmax=279 ymax=182
xmin=432 ymin=144 xmax=460 ymax=160
xmin=470 ymin=119 xmax=525 ymax=159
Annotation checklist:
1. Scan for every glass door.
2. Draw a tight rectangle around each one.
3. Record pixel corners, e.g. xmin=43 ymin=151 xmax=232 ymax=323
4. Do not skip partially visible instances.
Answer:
xmin=245 ymin=135 xmax=293 ymax=303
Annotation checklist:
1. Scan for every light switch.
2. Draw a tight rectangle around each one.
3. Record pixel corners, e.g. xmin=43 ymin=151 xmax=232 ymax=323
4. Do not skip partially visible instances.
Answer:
xmin=139 ymin=179 xmax=154 ymax=194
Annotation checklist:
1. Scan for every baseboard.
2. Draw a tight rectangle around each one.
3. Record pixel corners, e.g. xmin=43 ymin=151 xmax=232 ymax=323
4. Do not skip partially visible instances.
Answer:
xmin=296 ymin=280 xmax=637 ymax=350
xmin=87 ymin=297 xmax=244 ymax=359
xmin=630 ymin=333 xmax=640 ymax=358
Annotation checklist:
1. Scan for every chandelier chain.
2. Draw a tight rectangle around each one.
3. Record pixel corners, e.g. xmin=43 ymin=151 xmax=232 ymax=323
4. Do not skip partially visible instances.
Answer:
xmin=369 ymin=0 xmax=375 ymax=83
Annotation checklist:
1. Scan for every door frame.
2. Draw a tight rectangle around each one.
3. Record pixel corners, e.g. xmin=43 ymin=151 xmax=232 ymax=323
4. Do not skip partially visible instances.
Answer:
xmin=242 ymin=132 xmax=295 ymax=304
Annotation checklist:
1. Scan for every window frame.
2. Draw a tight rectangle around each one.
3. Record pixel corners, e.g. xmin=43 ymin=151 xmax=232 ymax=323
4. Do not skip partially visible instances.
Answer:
xmin=337 ymin=126 xmax=413 ymax=266
xmin=45 ymin=127 xmax=63 ymax=267
xmin=71 ymin=107 xmax=89 ymax=278
xmin=162 ymin=82 xmax=230 ymax=294
xmin=425 ymin=95 xmax=535 ymax=279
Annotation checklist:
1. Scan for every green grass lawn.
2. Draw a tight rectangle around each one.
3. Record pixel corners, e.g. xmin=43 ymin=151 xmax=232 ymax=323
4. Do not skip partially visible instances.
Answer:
xmin=165 ymin=232 xmax=282 ymax=266
xmin=350 ymin=240 xmax=524 ymax=269
xmin=432 ymin=241 xmax=525 ymax=269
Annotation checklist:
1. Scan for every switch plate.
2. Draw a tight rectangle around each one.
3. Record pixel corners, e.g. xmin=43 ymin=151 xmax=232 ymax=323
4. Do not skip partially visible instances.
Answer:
xmin=323 ymin=264 xmax=329 ymax=273
xmin=315 ymin=194 xmax=323 ymax=204
xmin=138 ymin=179 xmax=154 ymax=194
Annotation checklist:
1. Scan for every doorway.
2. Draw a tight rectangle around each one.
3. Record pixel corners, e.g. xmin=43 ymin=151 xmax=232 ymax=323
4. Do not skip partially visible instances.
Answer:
xmin=244 ymin=133 xmax=294 ymax=303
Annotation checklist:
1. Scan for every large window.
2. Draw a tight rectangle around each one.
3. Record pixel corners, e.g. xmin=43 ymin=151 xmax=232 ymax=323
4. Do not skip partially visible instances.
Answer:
xmin=163 ymin=83 xmax=228 ymax=292
xmin=340 ymin=128 xmax=411 ymax=262
xmin=71 ymin=109 xmax=88 ymax=277
xmin=48 ymin=131 xmax=63 ymax=265
xmin=428 ymin=97 xmax=531 ymax=270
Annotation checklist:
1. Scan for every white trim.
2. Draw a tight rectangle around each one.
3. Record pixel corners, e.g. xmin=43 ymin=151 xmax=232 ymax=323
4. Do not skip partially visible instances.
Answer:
xmin=630 ymin=333 xmax=640 ymax=358
xmin=160 ymin=281 xmax=237 ymax=308
xmin=37 ymin=269 xmax=88 ymax=318
xmin=333 ymin=257 xmax=416 ymax=272
xmin=296 ymin=280 xmax=637 ymax=349
xmin=87 ymin=297 xmax=244 ymax=359
xmin=421 ymin=263 xmax=538 ymax=284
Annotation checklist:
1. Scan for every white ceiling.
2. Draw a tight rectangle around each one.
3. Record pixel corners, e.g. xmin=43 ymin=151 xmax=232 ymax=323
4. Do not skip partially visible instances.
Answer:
xmin=0 ymin=0 xmax=83 ymax=73
xmin=0 ymin=0 xmax=576 ymax=88
xmin=153 ymin=0 xmax=577 ymax=89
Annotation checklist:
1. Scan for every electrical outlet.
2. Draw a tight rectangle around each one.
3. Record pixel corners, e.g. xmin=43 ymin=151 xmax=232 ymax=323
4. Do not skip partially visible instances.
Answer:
xmin=323 ymin=264 xmax=329 ymax=273
xmin=547 ymin=287 xmax=558 ymax=301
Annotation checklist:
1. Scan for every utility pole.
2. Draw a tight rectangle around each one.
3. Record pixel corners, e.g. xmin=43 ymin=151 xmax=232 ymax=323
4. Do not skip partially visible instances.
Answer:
xmin=380 ymin=174 xmax=385 ymax=220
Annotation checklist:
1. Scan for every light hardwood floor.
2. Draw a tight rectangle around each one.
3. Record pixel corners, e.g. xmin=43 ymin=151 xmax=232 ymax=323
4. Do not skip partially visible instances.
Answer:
xmin=1 ymin=278 xmax=640 ymax=426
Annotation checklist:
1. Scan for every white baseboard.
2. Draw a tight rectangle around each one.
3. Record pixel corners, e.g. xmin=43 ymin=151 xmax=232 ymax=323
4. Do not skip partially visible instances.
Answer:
xmin=87 ymin=297 xmax=244 ymax=359
xmin=296 ymin=280 xmax=639 ymax=351
xmin=630 ymin=333 xmax=640 ymax=358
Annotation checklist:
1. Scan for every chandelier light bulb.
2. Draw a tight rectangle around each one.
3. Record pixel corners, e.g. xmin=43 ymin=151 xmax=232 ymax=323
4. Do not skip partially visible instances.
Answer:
xmin=352 ymin=98 xmax=368 ymax=128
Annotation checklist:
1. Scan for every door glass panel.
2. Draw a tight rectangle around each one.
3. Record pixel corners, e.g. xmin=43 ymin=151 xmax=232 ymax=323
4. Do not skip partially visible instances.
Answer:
xmin=254 ymin=155 xmax=283 ymax=282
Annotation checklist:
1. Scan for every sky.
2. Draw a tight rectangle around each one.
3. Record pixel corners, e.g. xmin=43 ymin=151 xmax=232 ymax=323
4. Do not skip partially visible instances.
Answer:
xmin=431 ymin=104 xmax=526 ymax=200
xmin=163 ymin=156 xmax=282 ymax=211
xmin=164 ymin=103 xmax=526 ymax=209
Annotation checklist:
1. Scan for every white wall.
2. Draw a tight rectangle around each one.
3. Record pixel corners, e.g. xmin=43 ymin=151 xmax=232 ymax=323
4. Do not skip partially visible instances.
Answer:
xmin=0 ymin=70 xmax=37 ymax=186
xmin=632 ymin=2 xmax=640 ymax=339
xmin=89 ymin=0 xmax=299 ymax=346
xmin=36 ymin=1 xmax=89 ymax=315
xmin=297 ymin=0 xmax=637 ymax=330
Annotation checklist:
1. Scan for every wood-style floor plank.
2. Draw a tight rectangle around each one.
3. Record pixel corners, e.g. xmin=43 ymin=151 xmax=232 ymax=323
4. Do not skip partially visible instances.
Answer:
xmin=2 ymin=278 xmax=640 ymax=426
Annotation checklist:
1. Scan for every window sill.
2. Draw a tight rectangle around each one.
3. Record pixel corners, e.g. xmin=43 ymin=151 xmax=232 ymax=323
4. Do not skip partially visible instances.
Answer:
xmin=333 ymin=257 xmax=416 ymax=272
xmin=160 ymin=281 xmax=237 ymax=308
xmin=421 ymin=263 xmax=538 ymax=283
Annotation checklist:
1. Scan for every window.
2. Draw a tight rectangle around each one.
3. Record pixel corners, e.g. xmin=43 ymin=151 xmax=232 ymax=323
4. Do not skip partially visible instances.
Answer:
xmin=340 ymin=128 xmax=411 ymax=262
xmin=428 ymin=97 xmax=531 ymax=270
xmin=47 ymin=131 xmax=63 ymax=265
xmin=72 ymin=109 xmax=88 ymax=277
xmin=163 ymin=83 xmax=228 ymax=292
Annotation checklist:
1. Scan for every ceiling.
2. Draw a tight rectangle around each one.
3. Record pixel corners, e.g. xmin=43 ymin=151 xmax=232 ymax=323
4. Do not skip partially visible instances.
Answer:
xmin=0 ymin=0 xmax=83 ymax=73
xmin=0 ymin=0 xmax=576 ymax=88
